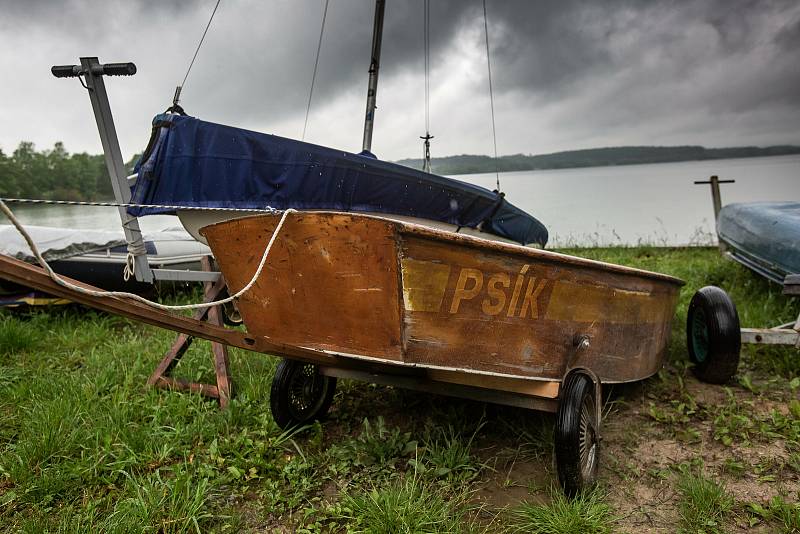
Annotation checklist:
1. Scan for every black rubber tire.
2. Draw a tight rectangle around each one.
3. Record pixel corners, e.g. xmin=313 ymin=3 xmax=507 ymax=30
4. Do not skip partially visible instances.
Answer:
xmin=270 ymin=359 xmax=336 ymax=430
xmin=217 ymin=289 xmax=243 ymax=326
xmin=221 ymin=300 xmax=243 ymax=326
xmin=686 ymin=286 xmax=741 ymax=384
xmin=554 ymin=372 xmax=599 ymax=497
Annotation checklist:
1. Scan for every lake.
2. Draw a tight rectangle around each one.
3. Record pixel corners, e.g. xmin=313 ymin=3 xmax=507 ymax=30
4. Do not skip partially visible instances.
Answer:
xmin=5 ymin=154 xmax=799 ymax=247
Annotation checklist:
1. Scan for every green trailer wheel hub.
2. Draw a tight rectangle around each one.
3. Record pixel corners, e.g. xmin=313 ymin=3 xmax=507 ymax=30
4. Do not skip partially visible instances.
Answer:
xmin=691 ymin=308 xmax=709 ymax=363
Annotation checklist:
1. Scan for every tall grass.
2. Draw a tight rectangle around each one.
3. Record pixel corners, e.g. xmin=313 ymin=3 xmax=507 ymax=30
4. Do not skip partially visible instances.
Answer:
xmin=0 ymin=247 xmax=796 ymax=530
xmin=677 ymin=473 xmax=733 ymax=533
xmin=510 ymin=488 xmax=616 ymax=534
xmin=339 ymin=473 xmax=474 ymax=533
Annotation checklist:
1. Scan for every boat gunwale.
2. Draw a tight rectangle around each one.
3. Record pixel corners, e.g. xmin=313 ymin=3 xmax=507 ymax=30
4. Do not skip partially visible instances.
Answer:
xmin=200 ymin=210 xmax=685 ymax=287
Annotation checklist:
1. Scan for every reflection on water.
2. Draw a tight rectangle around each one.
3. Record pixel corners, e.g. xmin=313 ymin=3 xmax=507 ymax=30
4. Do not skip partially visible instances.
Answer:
xmin=3 ymin=155 xmax=798 ymax=247
xmin=6 ymin=204 xmax=180 ymax=235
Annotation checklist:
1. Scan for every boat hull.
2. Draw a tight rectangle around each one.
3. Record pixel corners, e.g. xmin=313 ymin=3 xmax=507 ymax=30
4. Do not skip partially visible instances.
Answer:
xmin=201 ymin=212 xmax=683 ymax=385
xmin=718 ymin=201 xmax=800 ymax=284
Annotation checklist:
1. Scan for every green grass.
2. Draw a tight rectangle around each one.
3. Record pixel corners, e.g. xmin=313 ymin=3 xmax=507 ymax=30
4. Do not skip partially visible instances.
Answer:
xmin=509 ymin=488 xmax=616 ymax=533
xmin=0 ymin=247 xmax=797 ymax=531
xmin=747 ymin=495 xmax=800 ymax=532
xmin=677 ymin=472 xmax=734 ymax=533
xmin=338 ymin=474 xmax=475 ymax=533
xmin=0 ymin=313 xmax=42 ymax=357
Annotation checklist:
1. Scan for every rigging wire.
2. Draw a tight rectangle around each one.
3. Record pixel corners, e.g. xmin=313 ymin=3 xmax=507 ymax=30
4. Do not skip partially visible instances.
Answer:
xmin=173 ymin=0 xmax=222 ymax=107
xmin=420 ymin=0 xmax=433 ymax=173
xmin=482 ymin=0 xmax=501 ymax=191
xmin=424 ymin=0 xmax=430 ymax=135
xmin=303 ymin=0 xmax=330 ymax=140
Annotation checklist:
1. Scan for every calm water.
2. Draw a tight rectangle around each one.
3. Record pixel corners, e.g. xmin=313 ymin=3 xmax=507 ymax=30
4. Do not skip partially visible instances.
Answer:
xmin=5 ymin=154 xmax=799 ymax=247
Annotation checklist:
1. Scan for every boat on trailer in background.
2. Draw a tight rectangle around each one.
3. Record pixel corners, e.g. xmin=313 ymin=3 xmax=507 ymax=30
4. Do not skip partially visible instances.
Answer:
xmin=687 ymin=179 xmax=799 ymax=386
xmin=717 ymin=201 xmax=800 ymax=285
xmin=0 ymin=224 xmax=209 ymax=306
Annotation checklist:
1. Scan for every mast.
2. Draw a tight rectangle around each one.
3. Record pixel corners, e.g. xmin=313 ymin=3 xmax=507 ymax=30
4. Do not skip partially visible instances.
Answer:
xmin=361 ymin=0 xmax=385 ymax=153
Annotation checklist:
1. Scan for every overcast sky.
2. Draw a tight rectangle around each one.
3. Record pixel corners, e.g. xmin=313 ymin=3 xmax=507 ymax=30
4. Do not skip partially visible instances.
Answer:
xmin=1 ymin=0 xmax=799 ymax=161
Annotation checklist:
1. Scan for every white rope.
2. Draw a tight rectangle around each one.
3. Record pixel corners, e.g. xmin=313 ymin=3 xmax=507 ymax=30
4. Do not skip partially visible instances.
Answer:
xmin=0 ymin=198 xmax=294 ymax=311
xmin=123 ymin=252 xmax=136 ymax=282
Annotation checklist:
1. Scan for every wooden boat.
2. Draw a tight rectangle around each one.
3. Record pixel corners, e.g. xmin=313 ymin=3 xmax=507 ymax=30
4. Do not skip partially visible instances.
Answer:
xmin=204 ymin=210 xmax=681 ymax=384
xmin=202 ymin=210 xmax=683 ymax=494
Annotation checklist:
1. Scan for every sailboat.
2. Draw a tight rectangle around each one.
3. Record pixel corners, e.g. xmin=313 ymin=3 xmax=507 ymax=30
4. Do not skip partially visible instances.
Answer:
xmin=40 ymin=0 xmax=684 ymax=496
xmin=128 ymin=0 xmax=547 ymax=250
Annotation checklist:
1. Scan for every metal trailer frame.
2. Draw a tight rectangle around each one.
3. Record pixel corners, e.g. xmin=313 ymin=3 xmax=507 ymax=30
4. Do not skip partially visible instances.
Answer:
xmin=695 ymin=177 xmax=799 ymax=350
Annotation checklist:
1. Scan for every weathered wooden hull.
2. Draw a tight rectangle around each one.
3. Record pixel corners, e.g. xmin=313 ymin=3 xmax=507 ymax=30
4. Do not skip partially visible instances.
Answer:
xmin=201 ymin=211 xmax=683 ymax=388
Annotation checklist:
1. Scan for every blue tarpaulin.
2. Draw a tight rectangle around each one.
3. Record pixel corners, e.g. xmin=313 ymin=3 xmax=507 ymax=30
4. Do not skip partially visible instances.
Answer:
xmin=129 ymin=114 xmax=548 ymax=246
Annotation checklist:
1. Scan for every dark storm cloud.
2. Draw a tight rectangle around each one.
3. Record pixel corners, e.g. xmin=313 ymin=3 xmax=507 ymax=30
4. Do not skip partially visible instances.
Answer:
xmin=0 ymin=0 xmax=798 ymax=159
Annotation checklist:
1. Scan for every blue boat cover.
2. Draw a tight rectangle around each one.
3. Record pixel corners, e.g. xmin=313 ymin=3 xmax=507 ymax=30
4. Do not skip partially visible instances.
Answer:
xmin=129 ymin=114 xmax=548 ymax=246
xmin=718 ymin=201 xmax=800 ymax=283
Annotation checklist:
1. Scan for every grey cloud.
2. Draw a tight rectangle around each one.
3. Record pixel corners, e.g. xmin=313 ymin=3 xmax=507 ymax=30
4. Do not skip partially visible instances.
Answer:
xmin=0 ymin=0 xmax=797 ymax=159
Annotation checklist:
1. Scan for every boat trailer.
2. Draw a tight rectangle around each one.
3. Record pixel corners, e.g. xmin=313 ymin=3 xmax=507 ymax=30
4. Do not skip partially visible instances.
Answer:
xmin=0 ymin=251 xmax=576 ymax=412
xmin=685 ymin=179 xmax=798 ymax=387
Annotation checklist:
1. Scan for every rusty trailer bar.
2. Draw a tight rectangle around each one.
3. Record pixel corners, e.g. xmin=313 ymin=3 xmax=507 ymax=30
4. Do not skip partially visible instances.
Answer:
xmin=0 ymin=253 xmax=340 ymax=366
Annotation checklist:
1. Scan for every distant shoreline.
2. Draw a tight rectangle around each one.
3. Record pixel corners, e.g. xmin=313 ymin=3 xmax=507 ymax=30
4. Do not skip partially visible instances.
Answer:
xmin=395 ymin=145 xmax=800 ymax=176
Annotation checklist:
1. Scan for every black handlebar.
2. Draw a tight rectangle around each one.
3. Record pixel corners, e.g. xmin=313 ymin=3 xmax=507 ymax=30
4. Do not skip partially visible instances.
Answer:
xmin=51 ymin=62 xmax=137 ymax=79
xmin=100 ymin=62 xmax=137 ymax=76
xmin=51 ymin=65 xmax=81 ymax=78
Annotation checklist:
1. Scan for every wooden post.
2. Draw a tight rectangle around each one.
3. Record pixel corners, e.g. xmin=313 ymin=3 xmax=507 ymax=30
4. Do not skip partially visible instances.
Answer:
xmin=710 ymin=176 xmax=722 ymax=219
xmin=694 ymin=175 xmax=735 ymax=252
xmin=146 ymin=256 xmax=233 ymax=408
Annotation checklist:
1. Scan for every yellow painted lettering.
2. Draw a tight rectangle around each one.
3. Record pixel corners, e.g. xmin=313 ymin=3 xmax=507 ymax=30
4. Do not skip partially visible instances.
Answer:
xmin=481 ymin=273 xmax=510 ymax=315
xmin=519 ymin=278 xmax=549 ymax=319
xmin=506 ymin=274 xmax=526 ymax=317
xmin=450 ymin=268 xmax=483 ymax=313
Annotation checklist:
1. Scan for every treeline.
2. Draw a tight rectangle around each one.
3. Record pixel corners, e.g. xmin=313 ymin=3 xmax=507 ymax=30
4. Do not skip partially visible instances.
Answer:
xmin=1 ymin=142 xmax=798 ymax=200
xmin=396 ymin=145 xmax=800 ymax=175
xmin=0 ymin=142 xmax=139 ymax=201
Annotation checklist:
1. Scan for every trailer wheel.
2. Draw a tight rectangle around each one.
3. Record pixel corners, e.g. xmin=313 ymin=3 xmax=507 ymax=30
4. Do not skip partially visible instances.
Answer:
xmin=687 ymin=286 xmax=740 ymax=384
xmin=221 ymin=300 xmax=243 ymax=326
xmin=217 ymin=288 xmax=243 ymax=326
xmin=555 ymin=372 xmax=599 ymax=497
xmin=270 ymin=359 xmax=336 ymax=429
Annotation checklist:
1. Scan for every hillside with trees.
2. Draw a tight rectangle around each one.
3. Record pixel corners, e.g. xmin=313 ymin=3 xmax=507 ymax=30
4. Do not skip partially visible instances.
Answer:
xmin=0 ymin=142 xmax=139 ymax=201
xmin=396 ymin=145 xmax=800 ymax=175
xmin=0 ymin=142 xmax=797 ymax=202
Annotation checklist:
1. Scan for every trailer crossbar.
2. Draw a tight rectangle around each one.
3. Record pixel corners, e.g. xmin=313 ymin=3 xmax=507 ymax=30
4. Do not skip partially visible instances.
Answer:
xmin=0 ymin=253 xmax=335 ymax=365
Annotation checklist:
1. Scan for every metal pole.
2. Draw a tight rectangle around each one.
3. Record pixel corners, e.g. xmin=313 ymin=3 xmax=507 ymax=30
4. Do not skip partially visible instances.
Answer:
xmin=694 ymin=175 xmax=735 ymax=253
xmin=709 ymin=175 xmax=722 ymax=219
xmin=361 ymin=0 xmax=385 ymax=153
xmin=80 ymin=57 xmax=152 ymax=282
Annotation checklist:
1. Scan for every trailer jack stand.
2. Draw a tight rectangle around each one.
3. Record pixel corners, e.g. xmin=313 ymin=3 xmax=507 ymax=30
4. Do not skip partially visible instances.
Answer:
xmin=146 ymin=257 xmax=233 ymax=408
